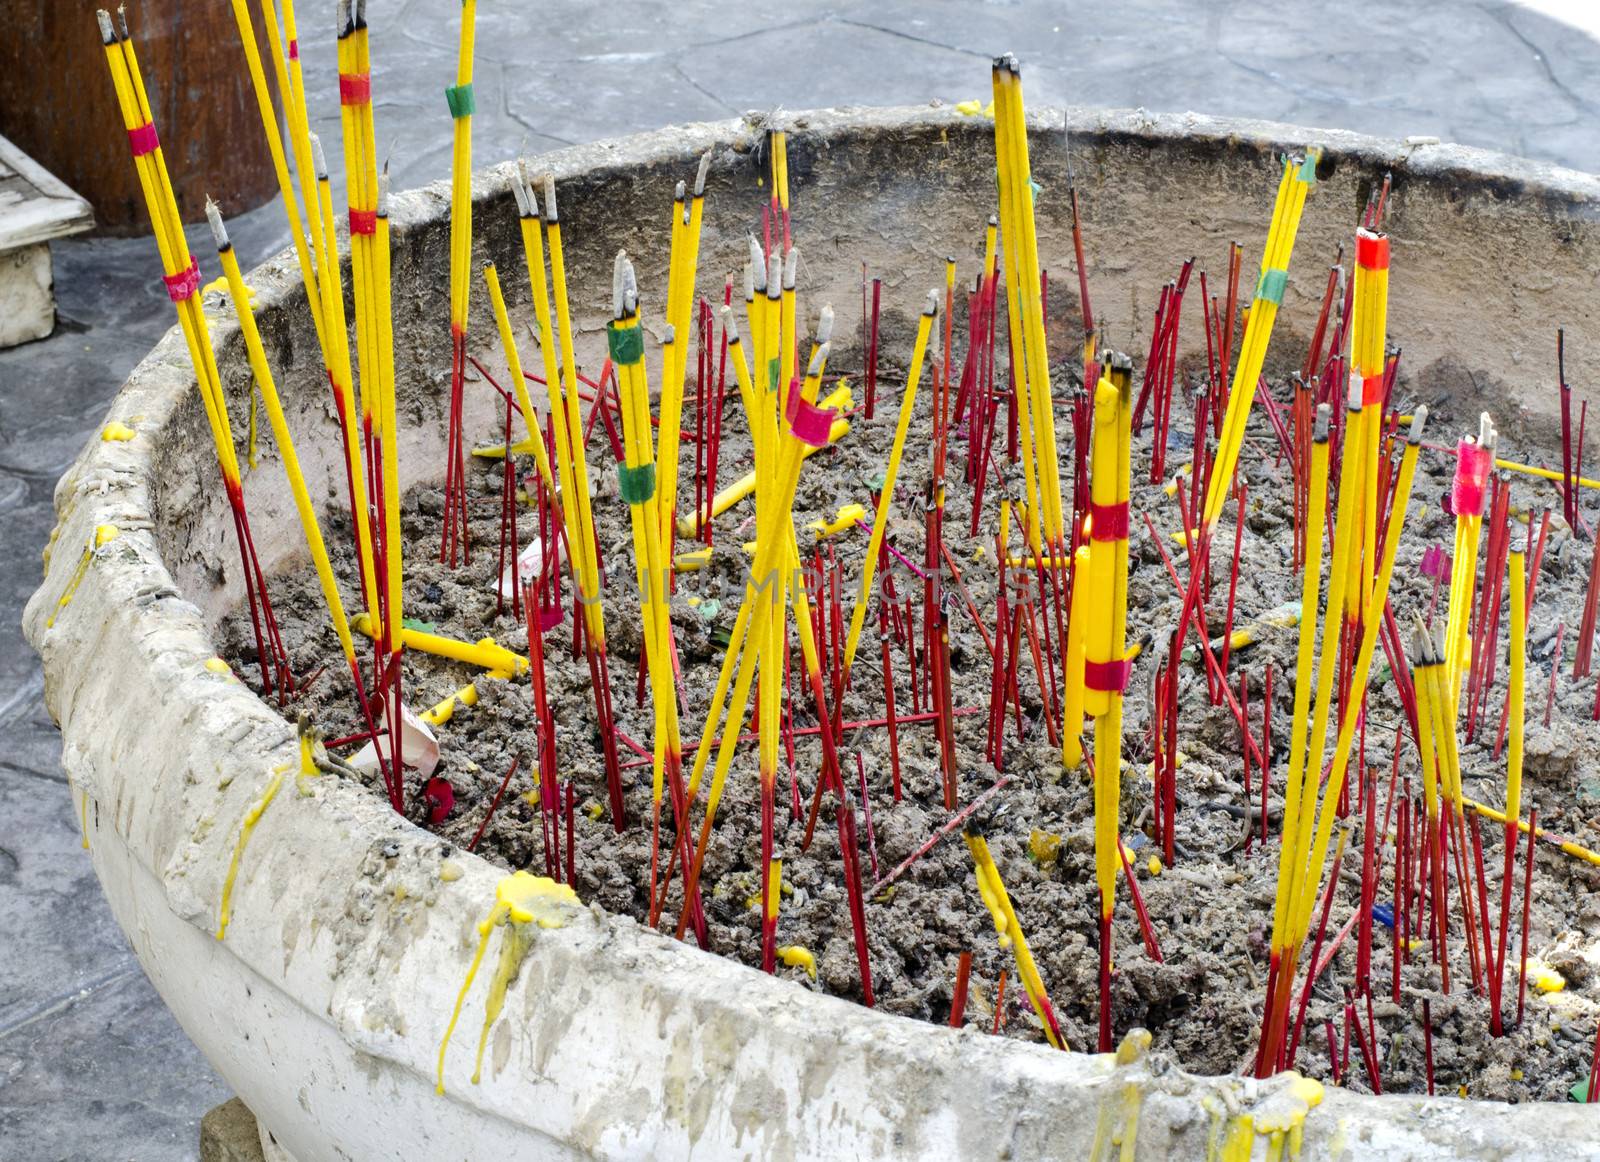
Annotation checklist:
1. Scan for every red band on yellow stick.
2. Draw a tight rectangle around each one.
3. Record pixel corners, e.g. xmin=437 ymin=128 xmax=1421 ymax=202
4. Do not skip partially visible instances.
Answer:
xmin=288 ymin=39 xmax=299 ymax=60
xmin=349 ymin=209 xmax=378 ymax=235
xmin=127 ymin=123 xmax=159 ymax=156
xmin=1361 ymin=374 xmax=1385 ymax=406
xmin=1089 ymin=501 xmax=1129 ymax=540
xmin=338 ymin=72 xmax=371 ymax=104
xmin=1355 ymin=230 xmax=1390 ymax=270
xmin=163 ymin=259 xmax=201 ymax=303
xmin=1084 ymin=658 xmax=1132 ymax=694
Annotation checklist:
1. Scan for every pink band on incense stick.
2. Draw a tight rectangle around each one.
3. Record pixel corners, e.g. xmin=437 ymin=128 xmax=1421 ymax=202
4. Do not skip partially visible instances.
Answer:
xmin=127 ymin=123 xmax=159 ymax=156
xmin=784 ymin=382 xmax=836 ymax=447
xmin=1453 ymin=439 xmax=1493 ymax=515
xmin=163 ymin=259 xmax=201 ymax=303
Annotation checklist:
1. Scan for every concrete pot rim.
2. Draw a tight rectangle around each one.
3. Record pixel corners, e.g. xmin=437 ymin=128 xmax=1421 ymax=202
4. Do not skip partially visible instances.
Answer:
xmin=25 ymin=103 xmax=1600 ymax=1160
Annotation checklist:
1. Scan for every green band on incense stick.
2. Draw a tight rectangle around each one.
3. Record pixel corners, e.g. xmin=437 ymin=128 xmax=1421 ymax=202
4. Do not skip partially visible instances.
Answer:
xmin=1257 ymin=268 xmax=1288 ymax=306
xmin=617 ymin=462 xmax=656 ymax=504
xmin=445 ymin=83 xmax=475 ymax=119
xmin=607 ymin=324 xmax=644 ymax=365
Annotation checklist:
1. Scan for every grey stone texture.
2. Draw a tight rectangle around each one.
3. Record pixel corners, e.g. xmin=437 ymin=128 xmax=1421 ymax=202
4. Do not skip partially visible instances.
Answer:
xmin=3 ymin=1 xmax=1599 ymax=1157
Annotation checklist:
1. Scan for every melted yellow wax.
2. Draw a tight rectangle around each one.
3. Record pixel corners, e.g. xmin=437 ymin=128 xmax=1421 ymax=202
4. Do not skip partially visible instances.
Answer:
xmin=101 ymin=422 xmax=136 ymax=442
xmin=216 ymin=762 xmax=290 ymax=940
xmin=1207 ymin=1076 xmax=1323 ymax=1162
xmin=806 ymin=503 xmax=868 ymax=540
xmin=205 ymin=657 xmax=233 ymax=675
xmin=1090 ymin=1031 xmax=1152 ymax=1162
xmin=436 ymin=872 xmax=579 ymax=1094
xmin=1028 ymin=829 xmax=1062 ymax=871
xmin=777 ymin=945 xmax=817 ymax=980
xmin=47 ymin=525 xmax=120 ymax=628
xmin=1523 ymin=959 xmax=1565 ymax=994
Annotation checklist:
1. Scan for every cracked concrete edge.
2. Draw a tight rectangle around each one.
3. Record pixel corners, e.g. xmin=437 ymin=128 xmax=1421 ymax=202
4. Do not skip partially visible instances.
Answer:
xmin=23 ymin=106 xmax=1600 ymax=1159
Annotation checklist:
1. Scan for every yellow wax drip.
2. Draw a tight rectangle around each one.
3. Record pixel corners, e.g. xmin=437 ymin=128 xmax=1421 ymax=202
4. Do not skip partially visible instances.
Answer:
xmin=216 ymin=763 xmax=289 ymax=940
xmin=436 ymin=872 xmax=579 ymax=1094
xmin=777 ymin=945 xmax=816 ymax=980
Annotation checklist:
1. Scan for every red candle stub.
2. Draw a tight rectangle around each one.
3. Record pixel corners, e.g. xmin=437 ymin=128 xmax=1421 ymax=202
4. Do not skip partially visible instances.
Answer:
xmin=423 ymin=776 xmax=455 ymax=824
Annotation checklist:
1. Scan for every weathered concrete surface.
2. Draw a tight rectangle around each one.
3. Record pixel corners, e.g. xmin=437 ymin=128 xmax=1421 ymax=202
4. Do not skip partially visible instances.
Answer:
xmin=22 ymin=104 xmax=1600 ymax=1159
xmin=7 ymin=2 xmax=1600 ymax=1154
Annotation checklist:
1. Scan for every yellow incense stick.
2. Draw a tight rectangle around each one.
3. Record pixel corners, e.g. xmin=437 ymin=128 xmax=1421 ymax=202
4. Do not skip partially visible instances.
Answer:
xmin=839 ymin=292 xmax=938 ymax=678
xmin=1268 ymin=405 xmax=1330 ymax=950
xmin=1505 ymin=550 xmax=1527 ymax=826
xmin=1204 ymin=151 xmax=1319 ymax=531
xmin=482 ymin=262 xmax=558 ymax=501
xmin=543 ymin=177 xmax=607 ymax=648
xmin=205 ymin=203 xmax=355 ymax=665
xmin=226 ymin=0 xmax=325 ymax=352
xmin=609 ymin=256 xmax=684 ymax=899
xmin=1060 ymin=542 xmax=1092 ymax=768
xmin=965 ymin=830 xmax=1066 ymax=1050
xmin=1286 ymin=408 xmax=1428 ymax=950
xmin=307 ymin=132 xmax=381 ymax=618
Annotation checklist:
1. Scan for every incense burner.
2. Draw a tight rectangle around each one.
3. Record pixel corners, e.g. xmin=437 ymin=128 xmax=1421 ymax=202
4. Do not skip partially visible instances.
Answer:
xmin=24 ymin=105 xmax=1600 ymax=1160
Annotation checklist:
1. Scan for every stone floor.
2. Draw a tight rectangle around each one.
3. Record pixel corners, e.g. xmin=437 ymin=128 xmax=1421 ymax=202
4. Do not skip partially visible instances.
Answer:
xmin=3 ymin=1 xmax=1598 ymax=1157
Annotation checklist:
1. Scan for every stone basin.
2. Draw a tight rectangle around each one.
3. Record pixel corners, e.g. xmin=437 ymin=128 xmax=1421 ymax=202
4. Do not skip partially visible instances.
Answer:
xmin=23 ymin=104 xmax=1600 ymax=1160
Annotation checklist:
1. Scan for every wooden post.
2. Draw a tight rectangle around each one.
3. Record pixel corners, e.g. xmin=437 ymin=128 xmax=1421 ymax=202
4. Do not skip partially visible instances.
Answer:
xmin=1 ymin=1 xmax=275 ymax=234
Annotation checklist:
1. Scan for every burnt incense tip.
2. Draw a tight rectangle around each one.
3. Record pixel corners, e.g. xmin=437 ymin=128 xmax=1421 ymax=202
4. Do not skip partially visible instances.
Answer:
xmin=748 ymin=236 xmax=765 ymax=286
xmin=1408 ymin=617 xmax=1429 ymax=663
xmin=611 ymin=251 xmax=632 ymax=320
xmin=308 ymin=132 xmax=329 ymax=181
xmin=1408 ymin=404 xmax=1429 ymax=445
xmin=377 ymin=172 xmax=389 ymax=218
xmin=204 ymin=198 xmax=229 ymax=251
xmin=509 ymin=170 xmax=530 ymax=218
xmin=808 ymin=342 xmax=831 ymax=380
xmin=116 ymin=5 xmax=130 ymax=42
xmin=815 ymin=304 xmax=834 ymax=347
xmin=542 ymin=174 xmax=558 ymax=222
xmin=1314 ymin=403 xmax=1331 ymax=443
xmin=515 ymin=161 xmax=540 ymax=219
xmin=719 ymin=303 xmax=741 ymax=343
xmin=743 ymin=262 xmax=756 ymax=302
xmin=766 ymin=252 xmax=782 ymax=300
xmin=337 ymin=0 xmax=352 ymax=36
xmin=96 ymin=9 xmax=116 ymax=44
xmin=923 ymin=290 xmax=939 ymax=317
xmin=356 ymin=0 xmax=368 ymax=29
xmin=694 ymin=151 xmax=711 ymax=197
xmin=674 ymin=179 xmax=686 ymax=204
xmin=783 ymin=246 xmax=798 ymax=291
